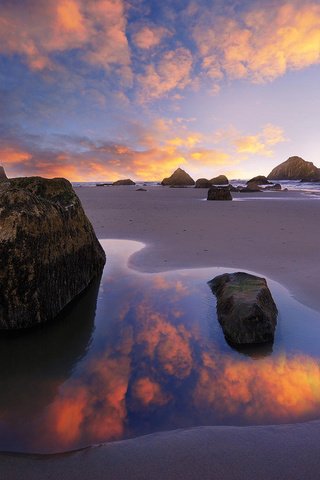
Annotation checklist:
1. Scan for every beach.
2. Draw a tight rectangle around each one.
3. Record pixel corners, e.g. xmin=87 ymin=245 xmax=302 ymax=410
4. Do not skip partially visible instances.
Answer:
xmin=1 ymin=186 xmax=320 ymax=479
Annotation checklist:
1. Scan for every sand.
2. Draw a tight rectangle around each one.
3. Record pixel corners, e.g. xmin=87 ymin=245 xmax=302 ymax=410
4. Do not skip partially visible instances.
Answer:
xmin=1 ymin=186 xmax=320 ymax=479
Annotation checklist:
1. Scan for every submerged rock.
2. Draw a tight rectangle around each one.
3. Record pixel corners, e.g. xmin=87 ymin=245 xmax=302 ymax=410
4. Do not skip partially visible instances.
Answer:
xmin=268 ymin=156 xmax=320 ymax=181
xmin=0 ymin=166 xmax=7 ymax=181
xmin=207 ymin=186 xmax=232 ymax=200
xmin=210 ymin=175 xmax=229 ymax=185
xmin=161 ymin=168 xmax=195 ymax=186
xmin=208 ymin=272 xmax=278 ymax=345
xmin=112 ymin=179 xmax=136 ymax=185
xmin=0 ymin=177 xmax=106 ymax=329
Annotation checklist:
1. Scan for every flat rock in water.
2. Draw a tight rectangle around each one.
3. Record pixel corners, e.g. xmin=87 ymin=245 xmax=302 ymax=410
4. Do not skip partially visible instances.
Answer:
xmin=112 ymin=179 xmax=136 ymax=185
xmin=0 ymin=177 xmax=106 ymax=329
xmin=208 ymin=272 xmax=278 ymax=345
xmin=207 ymin=186 xmax=232 ymax=200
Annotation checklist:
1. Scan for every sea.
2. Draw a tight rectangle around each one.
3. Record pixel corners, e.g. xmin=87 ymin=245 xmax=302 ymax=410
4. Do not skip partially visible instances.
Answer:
xmin=72 ymin=179 xmax=320 ymax=194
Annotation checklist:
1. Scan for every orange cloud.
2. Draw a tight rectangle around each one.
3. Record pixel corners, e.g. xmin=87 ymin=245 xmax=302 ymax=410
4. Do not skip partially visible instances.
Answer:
xmin=235 ymin=124 xmax=287 ymax=156
xmin=132 ymin=377 xmax=170 ymax=407
xmin=193 ymin=1 xmax=320 ymax=84
xmin=0 ymin=0 xmax=131 ymax=79
xmin=137 ymin=48 xmax=193 ymax=101
xmin=132 ymin=25 xmax=170 ymax=49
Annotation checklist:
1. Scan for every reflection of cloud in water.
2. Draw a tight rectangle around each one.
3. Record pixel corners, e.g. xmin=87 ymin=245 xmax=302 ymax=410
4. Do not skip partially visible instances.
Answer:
xmin=194 ymin=352 xmax=320 ymax=422
xmin=1 ymin=240 xmax=320 ymax=452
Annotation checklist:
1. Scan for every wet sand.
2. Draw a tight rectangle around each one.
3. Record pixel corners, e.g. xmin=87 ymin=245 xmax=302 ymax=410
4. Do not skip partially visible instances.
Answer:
xmin=1 ymin=186 xmax=320 ymax=479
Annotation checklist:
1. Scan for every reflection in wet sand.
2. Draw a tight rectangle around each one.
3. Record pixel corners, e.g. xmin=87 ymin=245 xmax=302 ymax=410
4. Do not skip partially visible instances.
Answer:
xmin=0 ymin=240 xmax=320 ymax=453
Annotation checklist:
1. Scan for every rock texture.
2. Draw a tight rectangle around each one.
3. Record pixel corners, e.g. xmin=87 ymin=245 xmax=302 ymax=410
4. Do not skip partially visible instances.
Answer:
xmin=207 ymin=186 xmax=232 ymax=201
xmin=112 ymin=179 xmax=136 ymax=186
xmin=0 ymin=166 xmax=7 ymax=181
xmin=0 ymin=177 xmax=106 ymax=329
xmin=210 ymin=175 xmax=229 ymax=185
xmin=247 ymin=176 xmax=271 ymax=185
xmin=195 ymin=178 xmax=212 ymax=188
xmin=161 ymin=168 xmax=195 ymax=186
xmin=268 ymin=156 xmax=320 ymax=181
xmin=264 ymin=183 xmax=282 ymax=191
xmin=208 ymin=272 xmax=278 ymax=345
xmin=240 ymin=182 xmax=262 ymax=193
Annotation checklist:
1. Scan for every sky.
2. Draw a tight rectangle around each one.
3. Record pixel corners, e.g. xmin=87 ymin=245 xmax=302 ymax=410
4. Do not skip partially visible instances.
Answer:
xmin=0 ymin=0 xmax=319 ymax=181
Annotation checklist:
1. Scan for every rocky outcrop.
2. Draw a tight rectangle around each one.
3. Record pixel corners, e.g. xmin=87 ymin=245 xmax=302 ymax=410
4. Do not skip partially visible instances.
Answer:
xmin=0 ymin=177 xmax=106 ymax=329
xmin=195 ymin=178 xmax=212 ymax=188
xmin=210 ymin=175 xmax=229 ymax=185
xmin=0 ymin=166 xmax=7 ymax=181
xmin=207 ymin=186 xmax=232 ymax=201
xmin=239 ymin=182 xmax=262 ymax=193
xmin=112 ymin=179 xmax=136 ymax=185
xmin=247 ymin=176 xmax=271 ymax=185
xmin=268 ymin=156 xmax=320 ymax=181
xmin=161 ymin=168 xmax=195 ymax=186
xmin=208 ymin=272 xmax=278 ymax=345
xmin=264 ymin=183 xmax=282 ymax=191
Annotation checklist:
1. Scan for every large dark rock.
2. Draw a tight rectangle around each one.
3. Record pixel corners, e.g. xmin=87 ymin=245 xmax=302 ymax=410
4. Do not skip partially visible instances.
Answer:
xmin=0 ymin=177 xmax=106 ymax=329
xmin=268 ymin=156 xmax=320 ymax=181
xmin=264 ymin=183 xmax=282 ymax=191
xmin=112 ymin=179 xmax=136 ymax=185
xmin=207 ymin=186 xmax=232 ymax=201
xmin=239 ymin=182 xmax=262 ymax=193
xmin=247 ymin=175 xmax=271 ymax=185
xmin=161 ymin=168 xmax=195 ymax=186
xmin=195 ymin=178 xmax=212 ymax=188
xmin=208 ymin=272 xmax=278 ymax=345
xmin=210 ymin=175 xmax=229 ymax=185
xmin=0 ymin=166 xmax=7 ymax=181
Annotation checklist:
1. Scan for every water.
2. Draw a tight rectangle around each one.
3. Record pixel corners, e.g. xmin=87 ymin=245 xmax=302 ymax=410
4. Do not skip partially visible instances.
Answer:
xmin=1 ymin=239 xmax=320 ymax=453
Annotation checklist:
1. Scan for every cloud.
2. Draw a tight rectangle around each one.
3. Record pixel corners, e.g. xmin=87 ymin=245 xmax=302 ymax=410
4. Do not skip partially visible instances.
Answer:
xmin=193 ymin=1 xmax=320 ymax=84
xmin=235 ymin=124 xmax=287 ymax=157
xmin=132 ymin=25 xmax=170 ymax=49
xmin=0 ymin=0 xmax=131 ymax=80
xmin=137 ymin=47 xmax=193 ymax=101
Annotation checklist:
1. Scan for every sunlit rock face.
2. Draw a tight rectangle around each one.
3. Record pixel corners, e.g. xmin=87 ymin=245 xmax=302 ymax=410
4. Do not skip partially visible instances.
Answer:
xmin=112 ymin=179 xmax=136 ymax=185
xmin=0 ymin=177 xmax=106 ymax=329
xmin=0 ymin=166 xmax=7 ymax=181
xmin=209 ymin=272 xmax=278 ymax=345
xmin=161 ymin=168 xmax=195 ymax=186
xmin=268 ymin=156 xmax=320 ymax=180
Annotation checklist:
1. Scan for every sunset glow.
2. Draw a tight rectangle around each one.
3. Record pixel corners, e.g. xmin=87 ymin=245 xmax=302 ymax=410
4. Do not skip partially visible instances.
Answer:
xmin=1 ymin=0 xmax=319 ymax=180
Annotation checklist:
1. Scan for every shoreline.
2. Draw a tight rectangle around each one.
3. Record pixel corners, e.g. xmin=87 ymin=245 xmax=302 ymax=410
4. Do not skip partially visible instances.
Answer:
xmin=1 ymin=186 xmax=320 ymax=479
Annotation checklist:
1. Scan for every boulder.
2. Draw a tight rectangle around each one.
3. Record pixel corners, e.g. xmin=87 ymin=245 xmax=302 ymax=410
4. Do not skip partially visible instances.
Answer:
xmin=136 ymin=188 xmax=147 ymax=191
xmin=247 ymin=175 xmax=271 ymax=185
xmin=208 ymin=272 xmax=278 ymax=345
xmin=207 ymin=186 xmax=232 ymax=201
xmin=112 ymin=179 xmax=136 ymax=185
xmin=161 ymin=168 xmax=195 ymax=186
xmin=268 ymin=156 xmax=320 ymax=181
xmin=263 ymin=183 xmax=282 ymax=191
xmin=195 ymin=178 xmax=212 ymax=188
xmin=0 ymin=177 xmax=106 ymax=329
xmin=210 ymin=175 xmax=229 ymax=185
xmin=0 ymin=166 xmax=7 ymax=181
xmin=239 ymin=182 xmax=262 ymax=192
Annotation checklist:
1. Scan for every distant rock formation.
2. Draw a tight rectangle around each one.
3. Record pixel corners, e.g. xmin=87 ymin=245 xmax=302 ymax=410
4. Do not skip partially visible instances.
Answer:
xmin=208 ymin=272 xmax=278 ymax=345
xmin=268 ymin=156 xmax=320 ymax=181
xmin=112 ymin=179 xmax=136 ymax=185
xmin=0 ymin=177 xmax=106 ymax=329
xmin=247 ymin=175 xmax=271 ymax=185
xmin=210 ymin=175 xmax=229 ymax=185
xmin=0 ymin=166 xmax=7 ymax=181
xmin=195 ymin=178 xmax=212 ymax=188
xmin=207 ymin=186 xmax=232 ymax=201
xmin=161 ymin=168 xmax=195 ymax=186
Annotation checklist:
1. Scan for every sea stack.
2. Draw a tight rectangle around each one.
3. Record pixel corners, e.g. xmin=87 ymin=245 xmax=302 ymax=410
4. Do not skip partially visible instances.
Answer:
xmin=161 ymin=168 xmax=195 ymax=186
xmin=0 ymin=177 xmax=106 ymax=329
xmin=0 ymin=166 xmax=7 ymax=181
xmin=268 ymin=156 xmax=320 ymax=181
